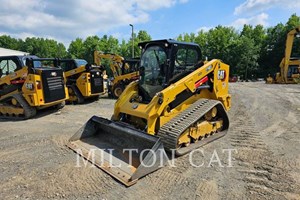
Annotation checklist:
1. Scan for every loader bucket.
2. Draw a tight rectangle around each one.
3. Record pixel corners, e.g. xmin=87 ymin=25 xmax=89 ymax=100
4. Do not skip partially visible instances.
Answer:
xmin=68 ymin=116 xmax=168 ymax=186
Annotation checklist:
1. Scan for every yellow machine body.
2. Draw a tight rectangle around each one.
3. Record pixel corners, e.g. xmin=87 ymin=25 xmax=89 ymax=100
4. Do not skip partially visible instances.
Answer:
xmin=69 ymin=40 xmax=231 ymax=186
xmin=93 ymin=51 xmax=139 ymax=98
xmin=266 ymin=26 xmax=300 ymax=84
xmin=0 ymin=56 xmax=69 ymax=119
xmin=61 ymin=59 xmax=104 ymax=104
xmin=112 ymin=59 xmax=230 ymax=135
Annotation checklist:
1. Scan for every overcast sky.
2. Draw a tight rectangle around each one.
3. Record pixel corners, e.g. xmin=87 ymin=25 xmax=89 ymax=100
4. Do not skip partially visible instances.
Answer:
xmin=0 ymin=0 xmax=299 ymax=47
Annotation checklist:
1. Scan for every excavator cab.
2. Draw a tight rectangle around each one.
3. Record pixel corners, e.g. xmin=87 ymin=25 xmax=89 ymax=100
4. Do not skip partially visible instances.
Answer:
xmin=93 ymin=52 xmax=140 ymax=98
xmin=268 ymin=26 xmax=300 ymax=84
xmin=124 ymin=58 xmax=140 ymax=73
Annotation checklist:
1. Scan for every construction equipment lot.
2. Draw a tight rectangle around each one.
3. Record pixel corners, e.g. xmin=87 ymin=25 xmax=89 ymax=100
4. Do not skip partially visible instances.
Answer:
xmin=1 ymin=82 xmax=299 ymax=199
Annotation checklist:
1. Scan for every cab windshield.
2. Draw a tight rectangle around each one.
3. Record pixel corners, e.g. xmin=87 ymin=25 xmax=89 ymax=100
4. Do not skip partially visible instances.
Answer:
xmin=75 ymin=59 xmax=88 ymax=67
xmin=22 ymin=57 xmax=42 ymax=68
xmin=139 ymin=45 xmax=167 ymax=98
xmin=139 ymin=43 xmax=201 ymax=100
xmin=287 ymin=65 xmax=300 ymax=77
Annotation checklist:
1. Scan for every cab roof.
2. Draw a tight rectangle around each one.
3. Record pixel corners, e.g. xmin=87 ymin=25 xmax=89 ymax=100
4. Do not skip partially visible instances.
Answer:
xmin=138 ymin=39 xmax=200 ymax=49
xmin=0 ymin=55 xmax=38 ymax=60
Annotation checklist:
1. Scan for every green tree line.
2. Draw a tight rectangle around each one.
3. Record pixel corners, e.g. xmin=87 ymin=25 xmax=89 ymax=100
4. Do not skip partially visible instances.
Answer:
xmin=0 ymin=14 xmax=299 ymax=78
xmin=177 ymin=14 xmax=300 ymax=79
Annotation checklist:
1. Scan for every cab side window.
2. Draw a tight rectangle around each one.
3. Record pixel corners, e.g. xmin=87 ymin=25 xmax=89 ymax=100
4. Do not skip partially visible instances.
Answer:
xmin=60 ymin=62 xmax=68 ymax=71
xmin=0 ymin=59 xmax=19 ymax=77
xmin=174 ymin=47 xmax=199 ymax=76
xmin=175 ymin=48 xmax=198 ymax=68
xmin=60 ymin=61 xmax=76 ymax=71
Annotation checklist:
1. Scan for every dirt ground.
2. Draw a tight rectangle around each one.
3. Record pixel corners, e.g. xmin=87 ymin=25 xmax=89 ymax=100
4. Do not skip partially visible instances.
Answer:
xmin=0 ymin=82 xmax=299 ymax=200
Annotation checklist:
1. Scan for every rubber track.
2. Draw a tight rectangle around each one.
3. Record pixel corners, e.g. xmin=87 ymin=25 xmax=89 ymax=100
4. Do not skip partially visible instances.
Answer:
xmin=69 ymin=84 xmax=84 ymax=104
xmin=0 ymin=93 xmax=36 ymax=120
xmin=157 ymin=98 xmax=229 ymax=155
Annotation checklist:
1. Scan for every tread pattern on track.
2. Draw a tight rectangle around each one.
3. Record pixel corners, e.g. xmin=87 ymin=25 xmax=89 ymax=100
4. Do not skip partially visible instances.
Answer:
xmin=0 ymin=93 xmax=36 ymax=120
xmin=157 ymin=98 xmax=229 ymax=155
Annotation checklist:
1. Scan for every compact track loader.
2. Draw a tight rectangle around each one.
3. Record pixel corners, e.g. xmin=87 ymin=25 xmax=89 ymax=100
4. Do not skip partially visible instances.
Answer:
xmin=60 ymin=59 xmax=104 ymax=104
xmin=0 ymin=55 xmax=68 ymax=119
xmin=68 ymin=39 xmax=231 ymax=186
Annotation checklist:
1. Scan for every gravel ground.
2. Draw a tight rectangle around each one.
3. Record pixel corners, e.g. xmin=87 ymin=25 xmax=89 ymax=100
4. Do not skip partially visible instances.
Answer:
xmin=0 ymin=82 xmax=299 ymax=200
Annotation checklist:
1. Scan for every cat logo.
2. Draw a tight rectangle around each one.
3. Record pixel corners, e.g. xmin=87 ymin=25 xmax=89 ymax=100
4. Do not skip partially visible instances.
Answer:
xmin=51 ymin=72 xmax=57 ymax=77
xmin=218 ymin=70 xmax=226 ymax=80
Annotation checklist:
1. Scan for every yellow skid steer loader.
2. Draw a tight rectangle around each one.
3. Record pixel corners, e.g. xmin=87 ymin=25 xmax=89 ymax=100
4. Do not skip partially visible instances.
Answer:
xmin=0 ymin=55 xmax=68 ymax=119
xmin=60 ymin=59 xmax=104 ymax=104
xmin=68 ymin=39 xmax=231 ymax=186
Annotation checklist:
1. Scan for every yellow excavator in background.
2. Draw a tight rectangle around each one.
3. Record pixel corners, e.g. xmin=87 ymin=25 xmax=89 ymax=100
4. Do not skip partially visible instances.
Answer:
xmin=266 ymin=26 xmax=300 ymax=84
xmin=60 ymin=59 xmax=104 ymax=104
xmin=93 ymin=51 xmax=139 ymax=98
xmin=0 ymin=55 xmax=68 ymax=119
xmin=68 ymin=39 xmax=231 ymax=186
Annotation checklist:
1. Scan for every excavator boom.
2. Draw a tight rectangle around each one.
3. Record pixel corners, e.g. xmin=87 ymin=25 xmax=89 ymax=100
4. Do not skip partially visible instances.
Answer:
xmin=268 ymin=26 xmax=300 ymax=84
xmin=93 ymin=51 xmax=139 ymax=98
xmin=281 ymin=26 xmax=300 ymax=83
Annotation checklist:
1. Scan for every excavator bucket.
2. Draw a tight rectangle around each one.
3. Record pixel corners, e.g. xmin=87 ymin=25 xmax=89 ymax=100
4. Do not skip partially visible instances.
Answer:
xmin=68 ymin=116 xmax=168 ymax=186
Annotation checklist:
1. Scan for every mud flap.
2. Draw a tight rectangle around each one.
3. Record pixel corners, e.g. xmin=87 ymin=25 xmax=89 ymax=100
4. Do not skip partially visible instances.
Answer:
xmin=68 ymin=116 xmax=168 ymax=186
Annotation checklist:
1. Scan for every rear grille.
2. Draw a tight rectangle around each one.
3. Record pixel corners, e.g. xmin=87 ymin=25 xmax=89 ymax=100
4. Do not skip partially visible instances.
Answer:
xmin=90 ymin=70 xmax=104 ymax=94
xmin=47 ymin=77 xmax=64 ymax=90
xmin=41 ymin=69 xmax=66 ymax=103
xmin=93 ymin=77 xmax=102 ymax=86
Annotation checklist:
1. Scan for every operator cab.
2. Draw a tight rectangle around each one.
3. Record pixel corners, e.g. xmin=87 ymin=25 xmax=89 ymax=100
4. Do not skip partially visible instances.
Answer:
xmin=0 ymin=55 xmax=39 ymax=77
xmin=287 ymin=57 xmax=300 ymax=78
xmin=60 ymin=59 xmax=88 ymax=72
xmin=138 ymin=39 xmax=202 ymax=101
